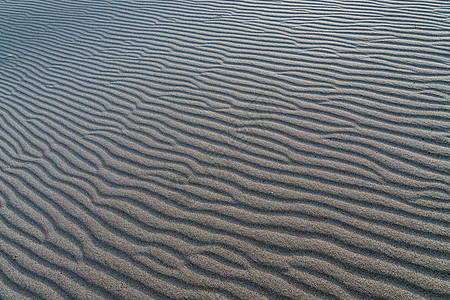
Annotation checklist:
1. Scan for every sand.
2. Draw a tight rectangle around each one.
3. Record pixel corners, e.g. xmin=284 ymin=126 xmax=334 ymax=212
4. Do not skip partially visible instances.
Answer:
xmin=0 ymin=0 xmax=449 ymax=299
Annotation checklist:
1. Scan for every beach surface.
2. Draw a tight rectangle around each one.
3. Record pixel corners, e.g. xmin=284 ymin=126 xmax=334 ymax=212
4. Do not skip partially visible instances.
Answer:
xmin=0 ymin=0 xmax=449 ymax=299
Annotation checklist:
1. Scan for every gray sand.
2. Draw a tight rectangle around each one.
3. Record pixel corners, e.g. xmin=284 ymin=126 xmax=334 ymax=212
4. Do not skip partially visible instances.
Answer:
xmin=0 ymin=0 xmax=449 ymax=299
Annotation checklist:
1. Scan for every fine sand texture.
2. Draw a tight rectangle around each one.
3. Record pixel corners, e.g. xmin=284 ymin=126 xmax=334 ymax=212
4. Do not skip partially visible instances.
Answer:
xmin=0 ymin=0 xmax=449 ymax=299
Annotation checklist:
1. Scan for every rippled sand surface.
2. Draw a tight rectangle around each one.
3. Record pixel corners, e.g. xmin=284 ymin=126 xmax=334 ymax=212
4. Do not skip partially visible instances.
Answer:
xmin=0 ymin=1 xmax=449 ymax=299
